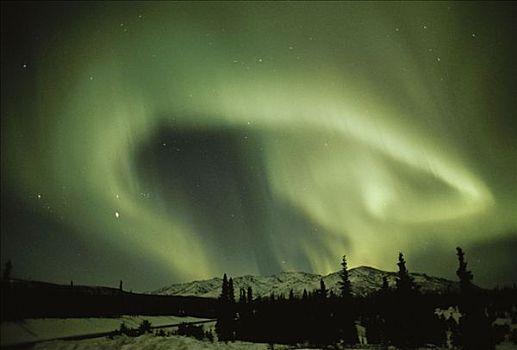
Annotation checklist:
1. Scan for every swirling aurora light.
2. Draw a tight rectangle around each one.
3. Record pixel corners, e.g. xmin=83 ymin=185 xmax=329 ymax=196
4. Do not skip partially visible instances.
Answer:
xmin=1 ymin=2 xmax=516 ymax=290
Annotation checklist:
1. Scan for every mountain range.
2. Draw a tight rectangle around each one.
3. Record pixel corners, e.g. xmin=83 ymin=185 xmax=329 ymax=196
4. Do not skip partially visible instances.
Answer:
xmin=152 ymin=266 xmax=459 ymax=299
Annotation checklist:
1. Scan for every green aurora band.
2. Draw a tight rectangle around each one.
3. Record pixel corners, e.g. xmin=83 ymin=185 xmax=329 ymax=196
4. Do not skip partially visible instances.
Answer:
xmin=1 ymin=2 xmax=516 ymax=290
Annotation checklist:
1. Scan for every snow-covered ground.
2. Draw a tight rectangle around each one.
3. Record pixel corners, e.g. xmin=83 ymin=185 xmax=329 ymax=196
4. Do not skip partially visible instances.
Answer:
xmin=34 ymin=335 xmax=292 ymax=350
xmin=31 ymin=335 xmax=517 ymax=350
xmin=0 ymin=315 xmax=210 ymax=347
xmin=3 ymin=316 xmax=516 ymax=349
xmin=497 ymin=343 xmax=517 ymax=350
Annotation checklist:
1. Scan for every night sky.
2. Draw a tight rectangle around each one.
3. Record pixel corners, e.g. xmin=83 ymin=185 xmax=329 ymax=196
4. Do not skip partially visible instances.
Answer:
xmin=1 ymin=2 xmax=516 ymax=292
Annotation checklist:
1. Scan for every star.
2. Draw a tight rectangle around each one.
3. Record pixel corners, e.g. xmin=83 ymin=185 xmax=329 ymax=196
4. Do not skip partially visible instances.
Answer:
xmin=2 ymin=0 xmax=514 ymax=292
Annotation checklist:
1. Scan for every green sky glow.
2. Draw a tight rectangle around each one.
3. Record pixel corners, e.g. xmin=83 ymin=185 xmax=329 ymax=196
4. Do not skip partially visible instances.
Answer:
xmin=1 ymin=2 xmax=516 ymax=290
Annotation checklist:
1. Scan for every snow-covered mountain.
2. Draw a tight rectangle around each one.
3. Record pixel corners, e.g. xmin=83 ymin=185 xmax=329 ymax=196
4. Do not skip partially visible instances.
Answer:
xmin=152 ymin=266 xmax=459 ymax=298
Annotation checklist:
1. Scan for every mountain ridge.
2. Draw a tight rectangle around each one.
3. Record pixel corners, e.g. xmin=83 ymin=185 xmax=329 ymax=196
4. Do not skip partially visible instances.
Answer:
xmin=152 ymin=266 xmax=459 ymax=298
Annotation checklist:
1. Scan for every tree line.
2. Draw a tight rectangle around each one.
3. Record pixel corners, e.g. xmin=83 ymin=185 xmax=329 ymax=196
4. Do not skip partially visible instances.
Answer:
xmin=215 ymin=248 xmax=503 ymax=349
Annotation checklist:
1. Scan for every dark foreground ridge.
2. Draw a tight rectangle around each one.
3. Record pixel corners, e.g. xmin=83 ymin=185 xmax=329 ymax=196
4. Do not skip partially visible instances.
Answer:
xmin=0 ymin=278 xmax=217 ymax=321
xmin=2 ymin=253 xmax=516 ymax=350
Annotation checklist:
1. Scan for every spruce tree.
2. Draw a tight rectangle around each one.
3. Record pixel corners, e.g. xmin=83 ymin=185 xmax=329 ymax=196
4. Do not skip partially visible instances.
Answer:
xmin=395 ymin=252 xmax=416 ymax=294
xmin=216 ymin=273 xmax=235 ymax=341
xmin=229 ymin=278 xmax=235 ymax=303
xmin=220 ymin=274 xmax=229 ymax=302
xmin=335 ymin=256 xmax=358 ymax=345
xmin=247 ymin=286 xmax=253 ymax=304
xmin=456 ymin=247 xmax=473 ymax=293
xmin=371 ymin=276 xmax=390 ymax=345
xmin=454 ymin=247 xmax=494 ymax=350
xmin=319 ymin=279 xmax=327 ymax=299
xmin=388 ymin=252 xmax=419 ymax=348
xmin=338 ymin=255 xmax=352 ymax=298
xmin=381 ymin=276 xmax=389 ymax=292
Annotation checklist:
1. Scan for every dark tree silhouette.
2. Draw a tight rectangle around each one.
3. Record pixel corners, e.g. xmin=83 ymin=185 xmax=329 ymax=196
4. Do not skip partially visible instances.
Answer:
xmin=386 ymin=252 xmax=446 ymax=348
xmin=119 ymin=280 xmax=123 ymax=292
xmin=454 ymin=247 xmax=495 ymax=350
xmin=247 ymin=286 xmax=253 ymax=304
xmin=456 ymin=247 xmax=473 ymax=292
xmin=216 ymin=274 xmax=236 ymax=341
xmin=396 ymin=252 xmax=416 ymax=294
xmin=319 ymin=279 xmax=327 ymax=299
xmin=220 ymin=274 xmax=229 ymax=301
xmin=388 ymin=252 xmax=416 ymax=348
xmin=335 ymin=255 xmax=358 ymax=345
xmin=338 ymin=255 xmax=352 ymax=298
xmin=138 ymin=319 xmax=152 ymax=334
xmin=389 ymin=252 xmax=419 ymax=348
xmin=381 ymin=276 xmax=389 ymax=292
xmin=229 ymin=278 xmax=235 ymax=304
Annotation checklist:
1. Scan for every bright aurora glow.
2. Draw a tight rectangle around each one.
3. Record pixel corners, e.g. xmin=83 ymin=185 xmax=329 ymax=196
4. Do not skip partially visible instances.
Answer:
xmin=1 ymin=2 xmax=516 ymax=291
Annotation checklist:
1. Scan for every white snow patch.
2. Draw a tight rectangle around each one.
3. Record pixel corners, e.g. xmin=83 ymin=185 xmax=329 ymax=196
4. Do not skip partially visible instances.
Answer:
xmin=0 ymin=315 xmax=208 ymax=347
xmin=496 ymin=342 xmax=517 ymax=350
xmin=30 ymin=334 xmax=467 ymax=350
xmin=34 ymin=335 xmax=294 ymax=350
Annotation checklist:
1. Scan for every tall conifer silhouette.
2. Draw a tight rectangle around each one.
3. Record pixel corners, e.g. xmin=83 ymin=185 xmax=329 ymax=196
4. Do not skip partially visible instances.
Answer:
xmin=247 ymin=286 xmax=253 ymax=304
xmin=319 ymin=279 xmax=327 ymax=299
xmin=216 ymin=273 xmax=235 ymax=341
xmin=229 ymin=277 xmax=235 ymax=303
xmin=338 ymin=255 xmax=352 ymax=298
xmin=220 ymin=274 xmax=229 ymax=301
xmin=396 ymin=252 xmax=416 ymax=294
xmin=456 ymin=247 xmax=473 ymax=292
xmin=454 ymin=247 xmax=494 ymax=350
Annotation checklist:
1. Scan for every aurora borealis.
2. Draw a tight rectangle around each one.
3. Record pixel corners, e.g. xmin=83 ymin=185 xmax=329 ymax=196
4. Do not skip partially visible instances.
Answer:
xmin=1 ymin=2 xmax=516 ymax=291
